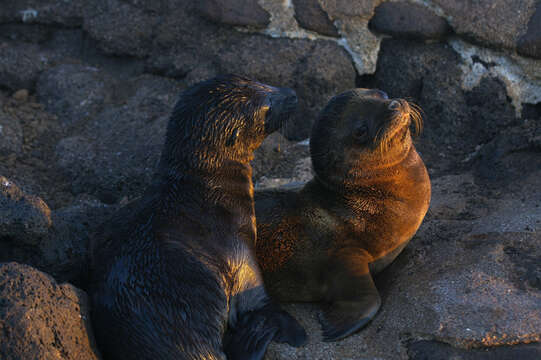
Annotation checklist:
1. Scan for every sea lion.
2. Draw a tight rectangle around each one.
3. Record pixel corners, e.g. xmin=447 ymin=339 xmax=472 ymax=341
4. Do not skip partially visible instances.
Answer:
xmin=89 ymin=74 xmax=306 ymax=360
xmin=255 ymin=88 xmax=430 ymax=341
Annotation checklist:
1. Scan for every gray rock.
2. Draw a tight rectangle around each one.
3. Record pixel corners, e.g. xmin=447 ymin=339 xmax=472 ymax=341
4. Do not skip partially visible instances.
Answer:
xmin=0 ymin=262 xmax=100 ymax=360
xmin=0 ymin=108 xmax=23 ymax=155
xmin=218 ymin=36 xmax=356 ymax=139
xmin=196 ymin=0 xmax=270 ymax=28
xmin=474 ymin=120 xmax=541 ymax=187
xmin=319 ymin=0 xmax=380 ymax=19
xmin=431 ymin=0 xmax=537 ymax=51
xmin=37 ymin=64 xmax=113 ymax=125
xmin=55 ymin=75 xmax=181 ymax=203
xmin=0 ymin=41 xmax=57 ymax=91
xmin=0 ymin=0 xmax=86 ymax=27
xmin=252 ymin=132 xmax=310 ymax=182
xmin=408 ymin=340 xmax=541 ymax=360
xmin=292 ymin=0 xmax=339 ymax=37
xmin=83 ymin=0 xmax=157 ymax=57
xmin=40 ymin=197 xmax=116 ymax=283
xmin=369 ymin=1 xmax=450 ymax=40
xmin=0 ymin=176 xmax=52 ymax=245
xmin=518 ymin=3 xmax=541 ymax=59
xmin=368 ymin=39 xmax=517 ymax=176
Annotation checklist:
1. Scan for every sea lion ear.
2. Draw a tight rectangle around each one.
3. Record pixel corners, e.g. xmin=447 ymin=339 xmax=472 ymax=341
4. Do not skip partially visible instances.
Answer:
xmin=226 ymin=128 xmax=240 ymax=147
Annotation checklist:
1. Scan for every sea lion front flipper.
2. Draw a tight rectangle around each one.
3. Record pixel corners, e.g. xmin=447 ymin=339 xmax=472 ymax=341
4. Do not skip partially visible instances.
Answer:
xmin=320 ymin=250 xmax=381 ymax=342
xmin=258 ymin=302 xmax=307 ymax=347
xmin=224 ymin=311 xmax=278 ymax=360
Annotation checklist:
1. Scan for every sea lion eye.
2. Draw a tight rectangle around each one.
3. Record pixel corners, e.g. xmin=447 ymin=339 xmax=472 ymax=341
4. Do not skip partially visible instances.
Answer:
xmin=354 ymin=124 xmax=368 ymax=140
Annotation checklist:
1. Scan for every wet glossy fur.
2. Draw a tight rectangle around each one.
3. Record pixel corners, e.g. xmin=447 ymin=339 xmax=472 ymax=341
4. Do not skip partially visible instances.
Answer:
xmin=89 ymin=75 xmax=305 ymax=360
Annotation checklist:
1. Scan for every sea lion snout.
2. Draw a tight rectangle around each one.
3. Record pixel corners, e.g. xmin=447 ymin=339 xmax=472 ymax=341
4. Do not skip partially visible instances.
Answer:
xmin=265 ymin=87 xmax=298 ymax=133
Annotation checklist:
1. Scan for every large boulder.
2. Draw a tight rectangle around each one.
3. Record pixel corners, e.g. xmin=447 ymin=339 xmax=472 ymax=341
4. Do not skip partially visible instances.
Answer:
xmin=292 ymin=0 xmax=339 ymax=37
xmin=83 ymin=0 xmax=157 ymax=57
xmin=0 ymin=262 xmax=101 ymax=360
xmin=0 ymin=0 xmax=86 ymax=27
xmin=0 ymin=176 xmax=51 ymax=246
xmin=37 ymin=64 xmax=114 ymax=125
xmin=517 ymin=3 xmax=541 ymax=59
xmin=196 ymin=0 xmax=270 ymax=28
xmin=55 ymin=75 xmax=181 ymax=203
xmin=367 ymin=39 xmax=518 ymax=176
xmin=0 ymin=41 xmax=58 ymax=91
xmin=431 ymin=0 xmax=537 ymax=52
xmin=0 ymin=108 xmax=23 ymax=155
xmin=369 ymin=1 xmax=451 ymax=40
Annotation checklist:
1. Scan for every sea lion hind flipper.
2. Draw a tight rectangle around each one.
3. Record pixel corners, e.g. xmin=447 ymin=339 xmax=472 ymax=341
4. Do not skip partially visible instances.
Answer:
xmin=258 ymin=302 xmax=307 ymax=347
xmin=223 ymin=310 xmax=278 ymax=360
xmin=320 ymin=252 xmax=381 ymax=341
xmin=320 ymin=293 xmax=381 ymax=341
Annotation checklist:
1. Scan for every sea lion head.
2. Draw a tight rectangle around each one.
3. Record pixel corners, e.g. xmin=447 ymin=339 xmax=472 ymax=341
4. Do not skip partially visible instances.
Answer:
xmin=160 ymin=74 xmax=297 ymax=171
xmin=310 ymin=88 xmax=422 ymax=189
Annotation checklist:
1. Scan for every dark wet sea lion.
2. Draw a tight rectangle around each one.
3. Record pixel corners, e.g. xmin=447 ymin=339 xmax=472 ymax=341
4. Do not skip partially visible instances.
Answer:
xmin=89 ymin=74 xmax=306 ymax=360
xmin=255 ymin=88 xmax=431 ymax=341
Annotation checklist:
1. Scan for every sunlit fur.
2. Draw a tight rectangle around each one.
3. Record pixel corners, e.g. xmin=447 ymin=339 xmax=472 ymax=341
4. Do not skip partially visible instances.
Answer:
xmin=89 ymin=75 xmax=304 ymax=360
xmin=254 ymin=88 xmax=431 ymax=341
xmin=310 ymin=89 xmax=424 ymax=190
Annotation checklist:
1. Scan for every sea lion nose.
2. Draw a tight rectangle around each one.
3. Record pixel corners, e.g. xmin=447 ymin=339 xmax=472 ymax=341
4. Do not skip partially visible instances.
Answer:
xmin=266 ymin=87 xmax=298 ymax=133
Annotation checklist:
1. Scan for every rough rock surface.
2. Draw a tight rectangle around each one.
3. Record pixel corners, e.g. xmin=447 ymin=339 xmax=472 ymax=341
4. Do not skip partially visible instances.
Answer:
xmin=0 ymin=262 xmax=100 ymax=360
xmin=369 ymin=1 xmax=450 ymax=40
xmin=0 ymin=176 xmax=51 ymax=245
xmin=364 ymin=39 xmax=519 ymax=176
xmin=0 ymin=107 xmax=23 ymax=155
xmin=517 ymin=2 xmax=541 ymax=59
xmin=431 ymin=0 xmax=537 ymax=51
xmin=83 ymin=0 xmax=157 ymax=57
xmin=55 ymin=75 xmax=181 ymax=203
xmin=292 ymin=0 xmax=339 ymax=37
xmin=0 ymin=41 xmax=57 ymax=91
xmin=37 ymin=64 xmax=113 ymax=125
xmin=197 ymin=0 xmax=270 ymax=28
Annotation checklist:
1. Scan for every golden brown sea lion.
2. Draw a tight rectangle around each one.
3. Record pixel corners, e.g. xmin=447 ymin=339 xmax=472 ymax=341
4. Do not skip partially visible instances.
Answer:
xmin=255 ymin=88 xmax=430 ymax=341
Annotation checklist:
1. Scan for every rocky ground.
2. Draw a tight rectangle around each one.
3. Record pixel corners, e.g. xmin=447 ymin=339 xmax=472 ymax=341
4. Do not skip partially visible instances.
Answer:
xmin=0 ymin=1 xmax=540 ymax=359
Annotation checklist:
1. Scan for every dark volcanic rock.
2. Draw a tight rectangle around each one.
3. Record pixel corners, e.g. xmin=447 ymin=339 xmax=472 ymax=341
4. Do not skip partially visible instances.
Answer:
xmin=292 ymin=0 xmax=339 ymax=37
xmin=40 ymin=197 xmax=116 ymax=284
xmin=0 ymin=262 xmax=100 ymax=360
xmin=83 ymin=0 xmax=157 ymax=57
xmin=474 ymin=120 xmax=541 ymax=187
xmin=0 ymin=0 xmax=85 ymax=27
xmin=431 ymin=0 xmax=536 ymax=51
xmin=367 ymin=39 xmax=517 ymax=175
xmin=369 ymin=1 xmax=450 ymax=40
xmin=0 ymin=41 xmax=57 ymax=91
xmin=0 ymin=108 xmax=23 ymax=155
xmin=319 ymin=0 xmax=379 ymax=19
xmin=0 ymin=176 xmax=52 ymax=245
xmin=219 ymin=36 xmax=356 ymax=139
xmin=55 ymin=75 xmax=181 ymax=203
xmin=517 ymin=3 xmax=541 ymax=59
xmin=197 ymin=0 xmax=270 ymax=28
xmin=408 ymin=340 xmax=541 ymax=360
xmin=37 ymin=64 xmax=113 ymax=125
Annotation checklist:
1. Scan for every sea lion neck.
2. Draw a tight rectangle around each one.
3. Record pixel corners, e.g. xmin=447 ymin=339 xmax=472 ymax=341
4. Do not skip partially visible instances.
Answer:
xmin=153 ymin=159 xmax=254 ymax=217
